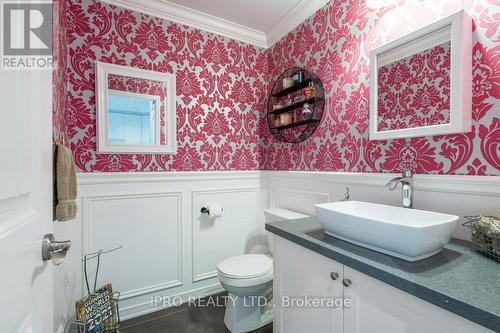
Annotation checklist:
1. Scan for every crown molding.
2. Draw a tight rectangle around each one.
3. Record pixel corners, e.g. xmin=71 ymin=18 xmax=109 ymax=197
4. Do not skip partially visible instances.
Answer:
xmin=101 ymin=0 xmax=329 ymax=48
xmin=266 ymin=0 xmax=330 ymax=46
xmin=102 ymin=0 xmax=267 ymax=48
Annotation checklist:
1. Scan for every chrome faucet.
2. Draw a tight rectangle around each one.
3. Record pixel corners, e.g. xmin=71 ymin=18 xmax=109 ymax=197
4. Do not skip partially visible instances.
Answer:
xmin=386 ymin=169 xmax=413 ymax=208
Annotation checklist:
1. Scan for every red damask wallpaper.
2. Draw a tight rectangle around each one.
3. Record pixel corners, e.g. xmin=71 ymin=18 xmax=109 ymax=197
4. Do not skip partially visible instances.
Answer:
xmin=377 ymin=42 xmax=451 ymax=132
xmin=60 ymin=0 xmax=268 ymax=172
xmin=53 ymin=0 xmax=69 ymax=146
xmin=53 ymin=0 xmax=499 ymax=175
xmin=262 ymin=0 xmax=499 ymax=175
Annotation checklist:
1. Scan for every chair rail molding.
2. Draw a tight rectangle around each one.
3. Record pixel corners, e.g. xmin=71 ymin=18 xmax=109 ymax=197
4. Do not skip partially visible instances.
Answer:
xmin=263 ymin=171 xmax=500 ymax=197
xmin=77 ymin=171 xmax=262 ymax=185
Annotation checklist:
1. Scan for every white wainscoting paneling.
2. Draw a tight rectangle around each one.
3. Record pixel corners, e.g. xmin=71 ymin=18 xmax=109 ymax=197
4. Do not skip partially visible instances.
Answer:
xmin=192 ymin=187 xmax=261 ymax=282
xmin=270 ymin=187 xmax=330 ymax=216
xmin=74 ymin=171 xmax=263 ymax=320
xmin=58 ymin=170 xmax=499 ymax=322
xmin=82 ymin=192 xmax=183 ymax=300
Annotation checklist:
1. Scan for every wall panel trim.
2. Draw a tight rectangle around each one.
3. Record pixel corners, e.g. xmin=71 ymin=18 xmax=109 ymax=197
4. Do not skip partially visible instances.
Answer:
xmin=191 ymin=186 xmax=261 ymax=282
xmin=81 ymin=191 xmax=183 ymax=299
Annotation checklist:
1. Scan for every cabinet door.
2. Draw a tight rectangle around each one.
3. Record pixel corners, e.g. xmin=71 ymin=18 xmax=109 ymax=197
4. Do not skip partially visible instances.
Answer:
xmin=274 ymin=236 xmax=343 ymax=333
xmin=343 ymin=266 xmax=492 ymax=333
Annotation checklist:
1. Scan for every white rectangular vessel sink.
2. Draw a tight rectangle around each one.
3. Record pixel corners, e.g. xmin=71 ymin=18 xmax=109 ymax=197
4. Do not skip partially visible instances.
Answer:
xmin=314 ymin=201 xmax=458 ymax=261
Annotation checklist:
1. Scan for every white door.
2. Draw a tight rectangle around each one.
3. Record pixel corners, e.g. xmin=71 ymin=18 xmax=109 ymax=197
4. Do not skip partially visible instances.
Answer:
xmin=343 ymin=266 xmax=491 ymax=333
xmin=0 ymin=63 xmax=54 ymax=330
xmin=274 ymin=236 xmax=343 ymax=333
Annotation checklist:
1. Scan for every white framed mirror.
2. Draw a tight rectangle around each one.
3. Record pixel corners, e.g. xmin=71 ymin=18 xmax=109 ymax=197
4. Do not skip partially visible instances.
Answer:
xmin=96 ymin=61 xmax=177 ymax=154
xmin=369 ymin=10 xmax=471 ymax=140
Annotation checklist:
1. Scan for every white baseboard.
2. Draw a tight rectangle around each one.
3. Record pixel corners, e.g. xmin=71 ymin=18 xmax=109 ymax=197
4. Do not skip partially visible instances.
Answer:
xmin=119 ymin=283 xmax=225 ymax=321
xmin=55 ymin=322 xmax=65 ymax=333
xmin=55 ymin=317 xmax=72 ymax=333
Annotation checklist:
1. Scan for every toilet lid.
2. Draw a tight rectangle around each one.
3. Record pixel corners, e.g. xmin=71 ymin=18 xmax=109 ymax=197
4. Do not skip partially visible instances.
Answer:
xmin=217 ymin=254 xmax=272 ymax=279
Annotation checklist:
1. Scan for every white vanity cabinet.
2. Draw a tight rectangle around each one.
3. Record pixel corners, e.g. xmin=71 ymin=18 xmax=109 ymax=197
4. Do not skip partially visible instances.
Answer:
xmin=273 ymin=235 xmax=343 ymax=333
xmin=273 ymin=236 xmax=493 ymax=333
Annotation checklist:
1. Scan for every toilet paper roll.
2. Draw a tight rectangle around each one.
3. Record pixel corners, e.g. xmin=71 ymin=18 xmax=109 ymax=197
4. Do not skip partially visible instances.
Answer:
xmin=208 ymin=206 xmax=223 ymax=218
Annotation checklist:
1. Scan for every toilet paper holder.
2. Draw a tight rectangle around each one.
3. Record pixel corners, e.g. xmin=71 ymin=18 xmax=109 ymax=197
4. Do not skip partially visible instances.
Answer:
xmin=201 ymin=206 xmax=223 ymax=215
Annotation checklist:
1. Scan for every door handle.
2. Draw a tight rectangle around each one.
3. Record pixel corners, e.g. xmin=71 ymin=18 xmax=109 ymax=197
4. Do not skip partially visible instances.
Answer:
xmin=42 ymin=233 xmax=71 ymax=265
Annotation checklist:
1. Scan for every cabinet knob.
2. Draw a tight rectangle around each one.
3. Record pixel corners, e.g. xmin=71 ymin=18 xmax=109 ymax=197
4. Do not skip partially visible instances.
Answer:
xmin=330 ymin=272 xmax=339 ymax=280
xmin=342 ymin=278 xmax=352 ymax=287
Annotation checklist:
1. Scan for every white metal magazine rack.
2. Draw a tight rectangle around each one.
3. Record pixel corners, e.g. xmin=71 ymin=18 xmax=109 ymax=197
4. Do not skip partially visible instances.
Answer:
xmin=75 ymin=245 xmax=123 ymax=333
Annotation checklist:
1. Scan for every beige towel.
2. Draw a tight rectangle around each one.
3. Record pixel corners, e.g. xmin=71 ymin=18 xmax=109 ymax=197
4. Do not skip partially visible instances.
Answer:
xmin=54 ymin=144 xmax=77 ymax=221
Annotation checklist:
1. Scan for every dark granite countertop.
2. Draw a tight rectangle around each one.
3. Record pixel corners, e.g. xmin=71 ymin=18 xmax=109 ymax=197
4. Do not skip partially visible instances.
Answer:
xmin=266 ymin=217 xmax=500 ymax=332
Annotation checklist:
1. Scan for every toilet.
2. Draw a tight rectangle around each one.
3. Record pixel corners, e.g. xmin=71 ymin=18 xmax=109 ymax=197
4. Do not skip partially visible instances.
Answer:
xmin=217 ymin=208 xmax=309 ymax=333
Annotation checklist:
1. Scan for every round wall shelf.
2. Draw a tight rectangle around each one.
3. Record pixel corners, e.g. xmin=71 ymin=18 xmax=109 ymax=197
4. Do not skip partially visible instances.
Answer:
xmin=266 ymin=67 xmax=325 ymax=143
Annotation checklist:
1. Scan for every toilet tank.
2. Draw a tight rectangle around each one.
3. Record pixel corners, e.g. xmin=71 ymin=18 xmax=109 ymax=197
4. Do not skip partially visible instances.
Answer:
xmin=264 ymin=208 xmax=309 ymax=256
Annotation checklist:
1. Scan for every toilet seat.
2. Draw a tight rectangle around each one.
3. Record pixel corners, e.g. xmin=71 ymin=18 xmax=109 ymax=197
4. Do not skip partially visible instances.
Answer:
xmin=217 ymin=208 xmax=308 ymax=332
xmin=217 ymin=254 xmax=273 ymax=287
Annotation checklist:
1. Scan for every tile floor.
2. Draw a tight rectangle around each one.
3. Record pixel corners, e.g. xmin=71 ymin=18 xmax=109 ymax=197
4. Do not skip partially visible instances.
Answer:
xmin=72 ymin=293 xmax=273 ymax=333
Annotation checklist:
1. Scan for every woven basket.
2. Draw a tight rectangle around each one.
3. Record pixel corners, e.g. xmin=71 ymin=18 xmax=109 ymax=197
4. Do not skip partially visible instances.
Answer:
xmin=464 ymin=215 xmax=500 ymax=263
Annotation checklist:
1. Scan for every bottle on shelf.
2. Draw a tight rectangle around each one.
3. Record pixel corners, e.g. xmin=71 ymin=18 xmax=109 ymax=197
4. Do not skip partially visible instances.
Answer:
xmin=296 ymin=70 xmax=305 ymax=83
xmin=274 ymin=116 xmax=281 ymax=127
xmin=280 ymin=112 xmax=294 ymax=126
xmin=282 ymin=77 xmax=294 ymax=89
xmin=302 ymin=103 xmax=312 ymax=120
xmin=273 ymin=102 xmax=284 ymax=111
xmin=294 ymin=95 xmax=304 ymax=104
xmin=304 ymin=82 xmax=315 ymax=99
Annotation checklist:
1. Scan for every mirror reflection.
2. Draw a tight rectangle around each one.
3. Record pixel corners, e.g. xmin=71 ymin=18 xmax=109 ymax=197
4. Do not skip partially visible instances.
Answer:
xmin=106 ymin=72 xmax=168 ymax=146
xmin=377 ymin=41 xmax=451 ymax=132
xmin=108 ymin=91 xmax=158 ymax=145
